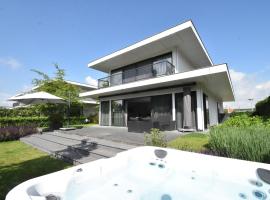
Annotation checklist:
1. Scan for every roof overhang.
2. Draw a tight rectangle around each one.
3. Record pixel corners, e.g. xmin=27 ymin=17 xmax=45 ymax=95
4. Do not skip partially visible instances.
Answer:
xmin=80 ymin=64 xmax=235 ymax=101
xmin=65 ymin=80 xmax=97 ymax=90
xmin=81 ymin=100 xmax=98 ymax=104
xmin=88 ymin=20 xmax=213 ymax=73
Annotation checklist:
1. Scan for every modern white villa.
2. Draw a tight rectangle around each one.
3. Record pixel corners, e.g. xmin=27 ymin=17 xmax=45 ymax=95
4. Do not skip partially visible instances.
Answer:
xmin=80 ymin=20 xmax=234 ymax=132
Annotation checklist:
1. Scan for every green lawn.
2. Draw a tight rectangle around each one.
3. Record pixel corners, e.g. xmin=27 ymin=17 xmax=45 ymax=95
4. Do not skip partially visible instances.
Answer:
xmin=168 ymin=133 xmax=209 ymax=152
xmin=0 ymin=141 xmax=71 ymax=200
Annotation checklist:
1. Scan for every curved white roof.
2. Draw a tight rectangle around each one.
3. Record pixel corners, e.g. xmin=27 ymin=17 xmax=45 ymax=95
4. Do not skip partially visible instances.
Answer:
xmin=88 ymin=20 xmax=213 ymax=73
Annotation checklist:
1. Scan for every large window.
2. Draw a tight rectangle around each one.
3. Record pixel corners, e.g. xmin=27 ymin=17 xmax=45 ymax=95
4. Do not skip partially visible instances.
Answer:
xmin=111 ymin=100 xmax=125 ymax=126
xmin=120 ymin=52 xmax=172 ymax=84
xmin=127 ymin=97 xmax=151 ymax=121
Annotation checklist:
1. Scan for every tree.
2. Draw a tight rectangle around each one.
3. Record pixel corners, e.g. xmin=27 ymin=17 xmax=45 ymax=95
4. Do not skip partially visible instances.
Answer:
xmin=255 ymin=96 xmax=270 ymax=118
xmin=31 ymin=64 xmax=81 ymax=129
xmin=31 ymin=63 xmax=79 ymax=102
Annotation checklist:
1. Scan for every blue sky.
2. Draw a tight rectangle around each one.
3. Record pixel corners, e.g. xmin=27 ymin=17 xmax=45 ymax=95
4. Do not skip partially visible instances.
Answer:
xmin=1 ymin=0 xmax=270 ymax=107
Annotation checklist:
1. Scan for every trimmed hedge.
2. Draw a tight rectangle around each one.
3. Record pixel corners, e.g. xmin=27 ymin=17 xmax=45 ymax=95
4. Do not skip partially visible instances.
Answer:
xmin=0 ymin=116 xmax=87 ymax=128
xmin=0 ymin=117 xmax=49 ymax=127
xmin=0 ymin=107 xmax=42 ymax=118
xmin=209 ymin=126 xmax=270 ymax=163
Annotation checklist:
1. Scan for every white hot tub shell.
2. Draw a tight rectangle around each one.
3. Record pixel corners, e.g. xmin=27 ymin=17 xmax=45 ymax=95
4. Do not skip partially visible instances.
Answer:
xmin=6 ymin=146 xmax=270 ymax=200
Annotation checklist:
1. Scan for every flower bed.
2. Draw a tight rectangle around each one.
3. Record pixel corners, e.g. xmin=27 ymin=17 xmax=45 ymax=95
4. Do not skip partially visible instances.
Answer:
xmin=0 ymin=125 xmax=38 ymax=141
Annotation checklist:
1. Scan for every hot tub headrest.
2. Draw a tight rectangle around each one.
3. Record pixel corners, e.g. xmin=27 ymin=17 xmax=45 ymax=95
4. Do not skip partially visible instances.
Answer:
xmin=257 ymin=168 xmax=270 ymax=184
xmin=154 ymin=149 xmax=167 ymax=159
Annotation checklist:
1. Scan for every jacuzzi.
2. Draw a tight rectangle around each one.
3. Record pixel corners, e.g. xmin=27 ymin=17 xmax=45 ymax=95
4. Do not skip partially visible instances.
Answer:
xmin=6 ymin=146 xmax=270 ymax=200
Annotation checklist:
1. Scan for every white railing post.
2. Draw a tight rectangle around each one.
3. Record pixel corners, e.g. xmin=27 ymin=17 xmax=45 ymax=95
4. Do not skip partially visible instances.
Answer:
xmin=172 ymin=92 xmax=176 ymax=121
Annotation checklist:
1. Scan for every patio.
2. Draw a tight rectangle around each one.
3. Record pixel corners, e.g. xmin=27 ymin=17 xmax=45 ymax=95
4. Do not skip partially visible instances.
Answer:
xmin=20 ymin=126 xmax=181 ymax=165
xmin=60 ymin=125 xmax=180 ymax=145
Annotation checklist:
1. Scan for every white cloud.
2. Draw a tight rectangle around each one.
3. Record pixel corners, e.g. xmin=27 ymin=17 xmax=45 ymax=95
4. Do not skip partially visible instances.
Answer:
xmin=0 ymin=57 xmax=22 ymax=69
xmin=0 ymin=84 xmax=33 ymax=108
xmin=224 ymin=69 xmax=270 ymax=109
xmin=256 ymin=81 xmax=270 ymax=90
xmin=85 ymin=76 xmax=98 ymax=87
xmin=230 ymin=69 xmax=246 ymax=81
xmin=0 ymin=92 xmax=13 ymax=107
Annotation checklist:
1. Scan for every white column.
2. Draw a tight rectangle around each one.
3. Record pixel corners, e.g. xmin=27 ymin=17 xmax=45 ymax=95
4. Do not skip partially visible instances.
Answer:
xmin=196 ymin=88 xmax=204 ymax=131
xmin=172 ymin=92 xmax=176 ymax=121
xmin=99 ymin=101 xmax=101 ymax=126
xmin=109 ymin=100 xmax=112 ymax=126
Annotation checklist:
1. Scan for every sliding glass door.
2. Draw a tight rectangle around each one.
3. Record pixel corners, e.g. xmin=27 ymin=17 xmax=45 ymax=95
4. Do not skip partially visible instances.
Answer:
xmin=111 ymin=100 xmax=125 ymax=126
xmin=100 ymin=101 xmax=109 ymax=126
xmin=151 ymin=94 xmax=172 ymax=130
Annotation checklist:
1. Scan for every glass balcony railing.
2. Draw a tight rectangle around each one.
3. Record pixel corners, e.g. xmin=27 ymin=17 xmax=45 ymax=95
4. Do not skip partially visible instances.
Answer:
xmin=98 ymin=61 xmax=175 ymax=89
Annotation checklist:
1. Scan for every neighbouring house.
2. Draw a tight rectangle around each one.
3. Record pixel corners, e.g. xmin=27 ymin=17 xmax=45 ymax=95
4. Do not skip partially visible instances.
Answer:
xmin=11 ymin=80 xmax=98 ymax=117
xmin=65 ymin=80 xmax=98 ymax=117
xmin=80 ymin=20 xmax=235 ymax=132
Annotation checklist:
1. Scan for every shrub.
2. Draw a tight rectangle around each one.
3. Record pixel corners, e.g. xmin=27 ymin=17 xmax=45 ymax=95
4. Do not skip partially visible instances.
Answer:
xmin=255 ymin=96 xmax=270 ymax=117
xmin=64 ymin=116 xmax=87 ymax=125
xmin=144 ymin=128 xmax=167 ymax=147
xmin=229 ymin=111 xmax=253 ymax=118
xmin=89 ymin=113 xmax=99 ymax=124
xmin=221 ymin=114 xmax=265 ymax=127
xmin=48 ymin=113 xmax=63 ymax=129
xmin=209 ymin=126 xmax=270 ymax=163
xmin=0 ymin=125 xmax=38 ymax=141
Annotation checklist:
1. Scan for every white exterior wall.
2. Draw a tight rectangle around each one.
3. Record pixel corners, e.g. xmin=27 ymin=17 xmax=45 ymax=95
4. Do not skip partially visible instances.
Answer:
xmin=173 ymin=47 xmax=195 ymax=73
xmin=218 ymin=101 xmax=224 ymax=113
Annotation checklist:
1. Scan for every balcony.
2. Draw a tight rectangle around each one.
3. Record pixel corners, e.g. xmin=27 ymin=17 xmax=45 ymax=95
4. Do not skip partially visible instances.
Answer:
xmin=98 ymin=61 xmax=175 ymax=89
